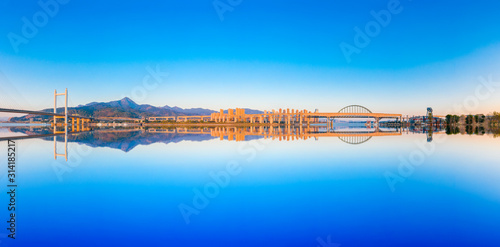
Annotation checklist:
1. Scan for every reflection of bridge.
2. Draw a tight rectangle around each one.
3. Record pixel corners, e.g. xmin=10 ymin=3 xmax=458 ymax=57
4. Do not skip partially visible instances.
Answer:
xmin=209 ymin=126 xmax=401 ymax=143
xmin=0 ymin=125 xmax=93 ymax=161
xmin=149 ymin=105 xmax=402 ymax=126
xmin=148 ymin=126 xmax=402 ymax=144
xmin=52 ymin=125 xmax=92 ymax=161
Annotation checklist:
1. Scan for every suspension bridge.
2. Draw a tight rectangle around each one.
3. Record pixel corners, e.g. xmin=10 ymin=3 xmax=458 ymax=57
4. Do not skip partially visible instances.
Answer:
xmin=0 ymin=89 xmax=93 ymax=127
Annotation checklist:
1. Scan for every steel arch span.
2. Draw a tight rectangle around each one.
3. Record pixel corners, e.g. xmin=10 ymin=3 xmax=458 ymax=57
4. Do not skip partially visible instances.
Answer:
xmin=338 ymin=105 xmax=372 ymax=114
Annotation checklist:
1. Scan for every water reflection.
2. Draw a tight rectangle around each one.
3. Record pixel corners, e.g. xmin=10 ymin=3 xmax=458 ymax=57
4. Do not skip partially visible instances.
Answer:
xmin=1 ymin=123 xmax=499 ymax=246
xmin=2 ymin=123 xmax=499 ymax=160
xmin=3 ymin=125 xmax=406 ymax=148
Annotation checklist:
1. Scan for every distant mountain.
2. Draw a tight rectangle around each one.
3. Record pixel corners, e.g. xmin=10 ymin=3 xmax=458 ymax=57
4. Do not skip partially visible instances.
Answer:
xmin=69 ymin=97 xmax=180 ymax=118
xmin=7 ymin=97 xmax=264 ymax=121
xmin=163 ymin=106 xmax=216 ymax=116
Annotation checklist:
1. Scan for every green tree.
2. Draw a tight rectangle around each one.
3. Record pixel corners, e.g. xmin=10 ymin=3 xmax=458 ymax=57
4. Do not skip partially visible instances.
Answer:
xmin=494 ymin=112 xmax=500 ymax=121
xmin=478 ymin=114 xmax=485 ymax=123
xmin=466 ymin=115 xmax=473 ymax=125
xmin=446 ymin=114 xmax=452 ymax=124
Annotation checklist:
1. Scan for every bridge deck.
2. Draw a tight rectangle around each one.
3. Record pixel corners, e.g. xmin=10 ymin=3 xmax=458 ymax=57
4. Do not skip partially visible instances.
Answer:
xmin=0 ymin=108 xmax=94 ymax=120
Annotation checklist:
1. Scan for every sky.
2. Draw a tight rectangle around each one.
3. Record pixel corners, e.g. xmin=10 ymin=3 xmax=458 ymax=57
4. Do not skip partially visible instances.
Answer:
xmin=1 ymin=0 xmax=500 ymax=117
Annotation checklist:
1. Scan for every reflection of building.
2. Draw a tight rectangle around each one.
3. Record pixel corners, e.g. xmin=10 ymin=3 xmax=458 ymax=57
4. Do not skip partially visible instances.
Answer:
xmin=409 ymin=116 xmax=445 ymax=125
xmin=207 ymin=126 xmax=401 ymax=144
xmin=408 ymin=107 xmax=445 ymax=126
xmin=146 ymin=126 xmax=402 ymax=144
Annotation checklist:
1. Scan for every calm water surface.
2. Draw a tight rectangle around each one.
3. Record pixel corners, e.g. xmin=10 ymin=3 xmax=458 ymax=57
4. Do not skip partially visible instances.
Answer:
xmin=1 ymin=126 xmax=499 ymax=247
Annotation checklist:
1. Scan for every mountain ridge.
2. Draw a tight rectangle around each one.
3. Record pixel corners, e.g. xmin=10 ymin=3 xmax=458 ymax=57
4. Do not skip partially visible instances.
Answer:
xmin=8 ymin=97 xmax=264 ymax=121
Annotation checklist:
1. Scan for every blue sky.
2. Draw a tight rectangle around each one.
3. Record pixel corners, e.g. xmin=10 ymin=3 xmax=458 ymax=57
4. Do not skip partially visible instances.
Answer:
xmin=1 ymin=0 xmax=500 ymax=116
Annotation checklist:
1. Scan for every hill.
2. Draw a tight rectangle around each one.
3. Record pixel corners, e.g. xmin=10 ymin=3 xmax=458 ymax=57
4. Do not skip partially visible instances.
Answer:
xmin=7 ymin=98 xmax=263 ymax=121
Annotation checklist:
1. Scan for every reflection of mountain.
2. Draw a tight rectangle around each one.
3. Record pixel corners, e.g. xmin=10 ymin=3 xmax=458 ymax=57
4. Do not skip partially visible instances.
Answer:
xmin=6 ymin=127 xmax=216 ymax=152
xmin=58 ymin=130 xmax=216 ymax=152
xmin=8 ymin=127 xmax=53 ymax=136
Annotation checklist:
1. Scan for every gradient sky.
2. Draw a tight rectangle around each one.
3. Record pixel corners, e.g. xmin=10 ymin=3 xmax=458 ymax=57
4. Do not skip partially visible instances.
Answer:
xmin=1 ymin=0 xmax=500 ymax=117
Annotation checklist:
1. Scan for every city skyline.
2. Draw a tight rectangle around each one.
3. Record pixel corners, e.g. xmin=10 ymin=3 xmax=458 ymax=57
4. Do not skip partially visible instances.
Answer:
xmin=1 ymin=0 xmax=500 ymax=117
